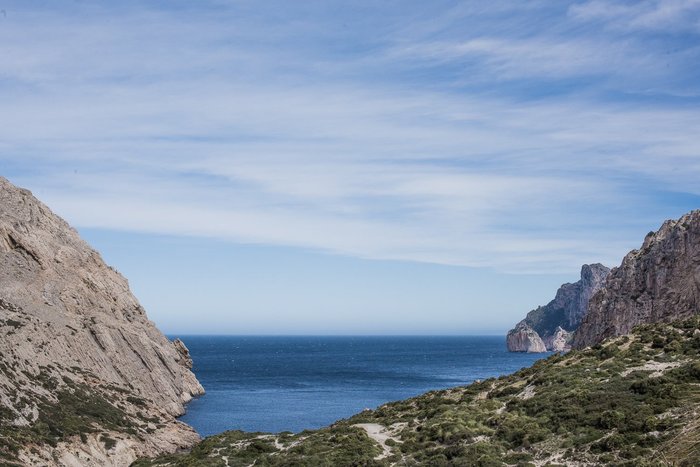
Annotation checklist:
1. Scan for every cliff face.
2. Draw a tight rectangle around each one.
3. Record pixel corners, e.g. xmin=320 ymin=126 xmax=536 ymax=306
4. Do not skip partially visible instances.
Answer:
xmin=574 ymin=210 xmax=700 ymax=349
xmin=543 ymin=326 xmax=571 ymax=352
xmin=506 ymin=263 xmax=610 ymax=352
xmin=0 ymin=177 xmax=204 ymax=466
xmin=505 ymin=322 xmax=547 ymax=352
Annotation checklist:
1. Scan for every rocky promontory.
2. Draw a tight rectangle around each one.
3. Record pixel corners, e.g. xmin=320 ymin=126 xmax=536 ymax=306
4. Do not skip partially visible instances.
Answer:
xmin=505 ymin=322 xmax=546 ymax=353
xmin=574 ymin=210 xmax=700 ymax=349
xmin=0 ymin=177 xmax=205 ymax=466
xmin=506 ymin=263 xmax=610 ymax=352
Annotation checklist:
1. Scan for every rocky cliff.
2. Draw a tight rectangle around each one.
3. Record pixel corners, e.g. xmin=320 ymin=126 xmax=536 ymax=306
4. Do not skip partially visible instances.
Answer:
xmin=0 ymin=177 xmax=205 ymax=466
xmin=574 ymin=210 xmax=700 ymax=349
xmin=505 ymin=322 xmax=546 ymax=353
xmin=507 ymin=264 xmax=610 ymax=352
xmin=543 ymin=326 xmax=571 ymax=352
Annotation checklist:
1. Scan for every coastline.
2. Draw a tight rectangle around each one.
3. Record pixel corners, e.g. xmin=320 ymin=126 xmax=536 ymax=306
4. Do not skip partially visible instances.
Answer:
xmin=173 ymin=335 xmax=548 ymax=436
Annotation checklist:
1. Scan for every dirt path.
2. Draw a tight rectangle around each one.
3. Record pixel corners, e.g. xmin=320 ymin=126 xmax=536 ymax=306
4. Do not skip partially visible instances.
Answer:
xmin=355 ymin=423 xmax=398 ymax=459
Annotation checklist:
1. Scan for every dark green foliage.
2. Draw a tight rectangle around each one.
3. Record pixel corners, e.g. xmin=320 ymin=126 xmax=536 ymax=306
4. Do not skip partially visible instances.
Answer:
xmin=523 ymin=303 xmax=572 ymax=338
xmin=101 ymin=433 xmax=118 ymax=450
xmin=0 ymin=373 xmax=134 ymax=463
xmin=133 ymin=426 xmax=383 ymax=467
xmin=127 ymin=395 xmax=147 ymax=407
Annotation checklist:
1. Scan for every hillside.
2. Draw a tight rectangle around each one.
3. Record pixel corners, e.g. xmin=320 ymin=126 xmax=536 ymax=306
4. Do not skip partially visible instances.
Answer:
xmin=136 ymin=318 xmax=700 ymax=466
xmin=0 ymin=177 xmax=204 ymax=466
xmin=507 ymin=264 xmax=609 ymax=353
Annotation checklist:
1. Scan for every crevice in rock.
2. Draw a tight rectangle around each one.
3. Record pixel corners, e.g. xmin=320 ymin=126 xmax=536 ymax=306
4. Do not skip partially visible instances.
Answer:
xmin=117 ymin=329 xmax=153 ymax=372
xmin=1 ymin=230 xmax=42 ymax=266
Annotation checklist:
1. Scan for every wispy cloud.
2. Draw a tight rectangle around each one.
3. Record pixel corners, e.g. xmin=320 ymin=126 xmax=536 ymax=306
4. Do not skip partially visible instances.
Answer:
xmin=569 ymin=0 xmax=700 ymax=33
xmin=1 ymin=0 xmax=699 ymax=273
xmin=388 ymin=37 xmax=647 ymax=82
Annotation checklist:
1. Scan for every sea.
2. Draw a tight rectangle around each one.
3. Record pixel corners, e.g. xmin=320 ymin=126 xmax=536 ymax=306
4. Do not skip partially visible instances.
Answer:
xmin=176 ymin=335 xmax=548 ymax=437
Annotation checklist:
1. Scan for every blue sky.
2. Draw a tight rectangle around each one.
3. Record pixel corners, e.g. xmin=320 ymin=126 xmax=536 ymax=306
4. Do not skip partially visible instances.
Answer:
xmin=1 ymin=1 xmax=699 ymax=334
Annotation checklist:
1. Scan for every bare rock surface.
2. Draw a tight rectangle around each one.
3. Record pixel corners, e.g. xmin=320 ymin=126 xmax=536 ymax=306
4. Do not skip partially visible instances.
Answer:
xmin=0 ymin=176 xmax=204 ymax=465
xmin=574 ymin=210 xmax=700 ymax=349
xmin=506 ymin=264 xmax=610 ymax=352
xmin=543 ymin=326 xmax=572 ymax=352
xmin=506 ymin=322 xmax=547 ymax=353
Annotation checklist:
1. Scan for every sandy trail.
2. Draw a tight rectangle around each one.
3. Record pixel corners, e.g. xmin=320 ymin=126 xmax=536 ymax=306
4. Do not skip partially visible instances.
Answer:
xmin=355 ymin=423 xmax=398 ymax=459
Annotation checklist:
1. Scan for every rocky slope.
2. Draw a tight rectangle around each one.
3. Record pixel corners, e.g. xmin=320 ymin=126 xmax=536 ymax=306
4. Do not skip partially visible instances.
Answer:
xmin=574 ymin=210 xmax=700 ymax=349
xmin=507 ymin=263 xmax=610 ymax=352
xmin=0 ymin=177 xmax=204 ymax=466
xmin=136 ymin=318 xmax=700 ymax=466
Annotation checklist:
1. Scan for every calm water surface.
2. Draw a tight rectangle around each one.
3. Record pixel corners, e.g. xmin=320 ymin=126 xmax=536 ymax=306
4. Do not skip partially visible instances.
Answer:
xmin=176 ymin=336 xmax=547 ymax=436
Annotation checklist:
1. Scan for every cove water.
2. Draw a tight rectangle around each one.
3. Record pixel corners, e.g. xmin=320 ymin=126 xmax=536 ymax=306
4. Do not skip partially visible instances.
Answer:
xmin=176 ymin=336 xmax=547 ymax=437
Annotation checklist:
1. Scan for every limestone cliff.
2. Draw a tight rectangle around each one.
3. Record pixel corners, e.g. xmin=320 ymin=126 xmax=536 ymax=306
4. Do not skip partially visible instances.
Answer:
xmin=543 ymin=326 xmax=571 ymax=352
xmin=0 ymin=177 xmax=205 ymax=466
xmin=505 ymin=322 xmax=546 ymax=352
xmin=574 ymin=210 xmax=700 ymax=349
xmin=507 ymin=264 xmax=610 ymax=352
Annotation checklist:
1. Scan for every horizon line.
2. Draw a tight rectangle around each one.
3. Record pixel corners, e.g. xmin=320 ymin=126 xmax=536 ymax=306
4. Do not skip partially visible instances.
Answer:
xmin=166 ymin=333 xmax=507 ymax=337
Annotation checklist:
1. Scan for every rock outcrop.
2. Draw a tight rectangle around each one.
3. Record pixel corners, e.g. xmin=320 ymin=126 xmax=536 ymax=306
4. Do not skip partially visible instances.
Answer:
xmin=573 ymin=210 xmax=700 ymax=349
xmin=507 ymin=263 xmax=610 ymax=352
xmin=543 ymin=326 xmax=572 ymax=352
xmin=506 ymin=322 xmax=547 ymax=352
xmin=0 ymin=177 xmax=205 ymax=466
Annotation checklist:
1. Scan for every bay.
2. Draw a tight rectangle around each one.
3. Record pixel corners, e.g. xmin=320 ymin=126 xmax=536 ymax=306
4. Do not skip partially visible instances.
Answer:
xmin=176 ymin=335 xmax=547 ymax=436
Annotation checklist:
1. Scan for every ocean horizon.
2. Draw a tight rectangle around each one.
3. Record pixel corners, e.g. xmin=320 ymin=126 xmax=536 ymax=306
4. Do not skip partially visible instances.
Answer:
xmin=175 ymin=335 xmax=548 ymax=437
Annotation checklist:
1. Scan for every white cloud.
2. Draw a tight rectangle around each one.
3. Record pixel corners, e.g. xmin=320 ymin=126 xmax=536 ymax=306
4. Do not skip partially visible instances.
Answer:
xmin=569 ymin=0 xmax=700 ymax=33
xmin=1 ymin=1 xmax=699 ymax=274
xmin=389 ymin=37 xmax=646 ymax=81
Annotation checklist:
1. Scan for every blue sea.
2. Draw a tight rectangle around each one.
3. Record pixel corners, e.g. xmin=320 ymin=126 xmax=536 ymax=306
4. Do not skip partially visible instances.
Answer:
xmin=176 ymin=336 xmax=547 ymax=437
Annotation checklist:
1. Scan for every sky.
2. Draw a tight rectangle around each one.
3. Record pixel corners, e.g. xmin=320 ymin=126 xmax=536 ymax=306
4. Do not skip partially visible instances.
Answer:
xmin=1 ymin=0 xmax=699 ymax=334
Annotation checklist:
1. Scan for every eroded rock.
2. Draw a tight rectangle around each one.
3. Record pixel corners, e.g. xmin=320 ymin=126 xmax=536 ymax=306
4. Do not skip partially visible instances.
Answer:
xmin=0 ymin=176 xmax=205 ymax=466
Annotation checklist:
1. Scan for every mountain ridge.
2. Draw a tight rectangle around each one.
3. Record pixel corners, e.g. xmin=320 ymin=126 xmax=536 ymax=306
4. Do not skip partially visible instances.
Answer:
xmin=574 ymin=209 xmax=700 ymax=349
xmin=0 ymin=177 xmax=204 ymax=466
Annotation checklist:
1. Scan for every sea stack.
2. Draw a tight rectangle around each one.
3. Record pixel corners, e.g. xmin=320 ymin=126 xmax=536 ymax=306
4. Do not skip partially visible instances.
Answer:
xmin=0 ymin=177 xmax=204 ymax=466
xmin=574 ymin=210 xmax=700 ymax=349
xmin=506 ymin=263 xmax=610 ymax=352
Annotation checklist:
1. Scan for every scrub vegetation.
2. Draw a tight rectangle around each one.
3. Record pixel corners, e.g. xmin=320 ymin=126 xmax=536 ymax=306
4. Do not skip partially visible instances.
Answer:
xmin=0 ymin=365 xmax=154 ymax=465
xmin=134 ymin=318 xmax=700 ymax=466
